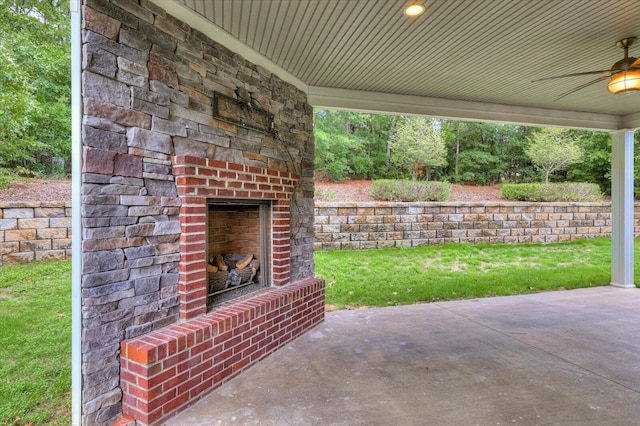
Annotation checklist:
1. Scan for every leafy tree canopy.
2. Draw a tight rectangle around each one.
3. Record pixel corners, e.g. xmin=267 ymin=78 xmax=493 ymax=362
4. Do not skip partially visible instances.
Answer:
xmin=526 ymin=128 xmax=583 ymax=184
xmin=0 ymin=0 xmax=71 ymax=178
xmin=390 ymin=116 xmax=447 ymax=180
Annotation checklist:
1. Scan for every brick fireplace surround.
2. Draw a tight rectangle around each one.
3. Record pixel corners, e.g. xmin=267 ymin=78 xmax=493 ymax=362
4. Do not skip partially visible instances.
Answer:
xmin=79 ymin=1 xmax=323 ymax=424
xmin=118 ymin=157 xmax=324 ymax=424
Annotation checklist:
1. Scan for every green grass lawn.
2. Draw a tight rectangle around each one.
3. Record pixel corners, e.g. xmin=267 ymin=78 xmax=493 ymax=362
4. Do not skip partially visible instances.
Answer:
xmin=0 ymin=237 xmax=635 ymax=423
xmin=316 ymin=237 xmax=635 ymax=310
xmin=0 ymin=260 xmax=71 ymax=426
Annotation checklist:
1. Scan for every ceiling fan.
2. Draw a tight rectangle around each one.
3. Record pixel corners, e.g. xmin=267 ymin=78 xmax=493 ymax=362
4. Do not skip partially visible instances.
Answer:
xmin=533 ymin=37 xmax=640 ymax=101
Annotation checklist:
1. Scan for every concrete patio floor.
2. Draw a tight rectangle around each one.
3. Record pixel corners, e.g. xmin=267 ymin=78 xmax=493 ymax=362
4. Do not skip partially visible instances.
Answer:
xmin=166 ymin=287 xmax=640 ymax=425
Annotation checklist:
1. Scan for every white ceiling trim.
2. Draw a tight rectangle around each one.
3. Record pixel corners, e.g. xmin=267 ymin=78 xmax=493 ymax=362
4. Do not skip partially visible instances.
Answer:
xmin=308 ymin=87 xmax=622 ymax=131
xmin=621 ymin=112 xmax=640 ymax=130
xmin=152 ymin=0 xmax=309 ymax=93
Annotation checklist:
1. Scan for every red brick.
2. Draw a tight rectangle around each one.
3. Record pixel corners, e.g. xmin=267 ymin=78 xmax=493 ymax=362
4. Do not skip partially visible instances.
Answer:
xmin=121 ymin=369 xmax=138 ymax=386
xmin=189 ymin=378 xmax=214 ymax=399
xmin=190 ymin=358 xmax=213 ymax=378
xmin=162 ymin=370 xmax=189 ymax=393
xmin=163 ymin=350 xmax=190 ymax=369
xmin=172 ymin=165 xmax=196 ymax=175
xmin=213 ymin=348 xmax=233 ymax=364
xmin=141 ymin=367 xmax=176 ymax=389
xmin=113 ymin=414 xmax=135 ymax=426
xmin=223 ymin=353 xmax=242 ymax=369
xmin=177 ymin=375 xmax=202 ymax=396
xmin=206 ymin=159 xmax=226 ymax=168
xmin=232 ymin=357 xmax=250 ymax=373
xmin=183 ymin=155 xmax=206 ymax=166
xmin=122 ymin=405 xmax=149 ymax=425
xmin=223 ymin=335 xmax=242 ymax=350
xmin=126 ymin=362 xmax=162 ymax=377
xmin=202 ymin=362 xmax=224 ymax=381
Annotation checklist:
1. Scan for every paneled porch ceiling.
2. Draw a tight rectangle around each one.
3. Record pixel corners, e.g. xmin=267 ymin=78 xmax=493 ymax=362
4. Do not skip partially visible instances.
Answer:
xmin=158 ymin=0 xmax=640 ymax=130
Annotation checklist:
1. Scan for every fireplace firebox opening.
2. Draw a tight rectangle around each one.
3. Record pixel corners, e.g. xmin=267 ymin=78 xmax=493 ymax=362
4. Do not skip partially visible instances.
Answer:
xmin=206 ymin=200 xmax=271 ymax=309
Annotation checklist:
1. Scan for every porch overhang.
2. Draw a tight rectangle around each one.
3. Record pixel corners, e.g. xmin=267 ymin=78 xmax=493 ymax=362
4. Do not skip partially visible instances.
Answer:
xmin=155 ymin=0 xmax=640 ymax=131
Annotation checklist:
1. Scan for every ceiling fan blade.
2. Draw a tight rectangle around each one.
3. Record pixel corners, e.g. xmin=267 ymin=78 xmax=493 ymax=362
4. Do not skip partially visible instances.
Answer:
xmin=553 ymin=75 xmax=613 ymax=102
xmin=632 ymin=57 xmax=640 ymax=67
xmin=532 ymin=70 xmax=615 ymax=82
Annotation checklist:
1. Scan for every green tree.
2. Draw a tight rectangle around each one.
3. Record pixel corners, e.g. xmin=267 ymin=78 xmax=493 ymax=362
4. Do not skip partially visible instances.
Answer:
xmin=526 ymin=128 xmax=583 ymax=184
xmin=440 ymin=121 xmax=534 ymax=185
xmin=567 ymin=131 xmax=611 ymax=193
xmin=389 ymin=116 xmax=447 ymax=180
xmin=0 ymin=0 xmax=71 ymax=177
xmin=314 ymin=109 xmax=398 ymax=181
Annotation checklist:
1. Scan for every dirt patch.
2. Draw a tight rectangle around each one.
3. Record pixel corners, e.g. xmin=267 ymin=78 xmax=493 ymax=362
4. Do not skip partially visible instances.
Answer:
xmin=0 ymin=179 xmax=72 ymax=203
xmin=0 ymin=179 xmax=502 ymax=204
xmin=315 ymin=180 xmax=503 ymax=202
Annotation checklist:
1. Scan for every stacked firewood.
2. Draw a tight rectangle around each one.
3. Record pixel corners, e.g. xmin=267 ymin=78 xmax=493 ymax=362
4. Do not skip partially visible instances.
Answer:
xmin=207 ymin=253 xmax=260 ymax=292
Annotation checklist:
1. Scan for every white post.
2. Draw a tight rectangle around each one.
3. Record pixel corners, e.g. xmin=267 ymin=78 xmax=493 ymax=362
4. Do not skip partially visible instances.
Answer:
xmin=70 ymin=0 xmax=83 ymax=424
xmin=610 ymin=129 xmax=635 ymax=288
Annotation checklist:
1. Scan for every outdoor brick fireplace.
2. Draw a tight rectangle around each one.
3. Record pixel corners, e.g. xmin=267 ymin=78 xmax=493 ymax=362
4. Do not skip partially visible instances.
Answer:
xmin=118 ymin=158 xmax=324 ymax=425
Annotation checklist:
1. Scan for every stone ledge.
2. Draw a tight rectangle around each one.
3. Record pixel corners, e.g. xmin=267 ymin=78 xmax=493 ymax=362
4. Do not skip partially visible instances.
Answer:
xmin=0 ymin=201 xmax=71 ymax=208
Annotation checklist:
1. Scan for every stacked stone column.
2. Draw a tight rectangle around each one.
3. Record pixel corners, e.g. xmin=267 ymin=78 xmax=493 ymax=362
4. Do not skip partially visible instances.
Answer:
xmin=80 ymin=0 xmax=315 ymax=424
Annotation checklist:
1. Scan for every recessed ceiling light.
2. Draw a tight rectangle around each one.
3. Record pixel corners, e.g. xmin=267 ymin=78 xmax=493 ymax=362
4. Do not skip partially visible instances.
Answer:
xmin=404 ymin=2 xmax=425 ymax=17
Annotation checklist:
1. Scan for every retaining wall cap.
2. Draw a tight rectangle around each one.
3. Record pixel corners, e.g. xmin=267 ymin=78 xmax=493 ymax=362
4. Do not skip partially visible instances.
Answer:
xmin=0 ymin=202 xmax=72 ymax=208
xmin=315 ymin=201 xmax=617 ymax=208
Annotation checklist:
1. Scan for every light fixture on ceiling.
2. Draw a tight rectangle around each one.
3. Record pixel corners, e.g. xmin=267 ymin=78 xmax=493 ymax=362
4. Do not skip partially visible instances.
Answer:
xmin=533 ymin=36 xmax=640 ymax=100
xmin=607 ymin=70 xmax=640 ymax=94
xmin=404 ymin=2 xmax=425 ymax=17
xmin=606 ymin=37 xmax=640 ymax=95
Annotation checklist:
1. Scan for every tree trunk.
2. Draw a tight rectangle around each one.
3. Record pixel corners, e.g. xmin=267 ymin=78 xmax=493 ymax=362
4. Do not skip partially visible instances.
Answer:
xmin=455 ymin=122 xmax=460 ymax=177
xmin=385 ymin=117 xmax=396 ymax=175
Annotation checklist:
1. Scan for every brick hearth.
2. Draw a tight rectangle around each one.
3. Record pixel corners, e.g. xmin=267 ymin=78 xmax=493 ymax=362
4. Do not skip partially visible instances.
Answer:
xmin=120 ymin=278 xmax=324 ymax=425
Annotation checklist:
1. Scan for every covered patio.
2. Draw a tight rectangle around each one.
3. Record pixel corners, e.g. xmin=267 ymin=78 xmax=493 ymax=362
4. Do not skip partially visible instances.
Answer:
xmin=167 ymin=286 xmax=640 ymax=425
xmin=69 ymin=1 xmax=640 ymax=424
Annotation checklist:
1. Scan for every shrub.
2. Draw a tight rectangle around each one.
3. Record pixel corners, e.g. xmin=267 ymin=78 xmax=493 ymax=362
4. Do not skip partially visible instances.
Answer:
xmin=0 ymin=167 xmax=24 ymax=189
xmin=370 ymin=179 xmax=451 ymax=202
xmin=314 ymin=187 xmax=337 ymax=201
xmin=501 ymin=183 xmax=604 ymax=202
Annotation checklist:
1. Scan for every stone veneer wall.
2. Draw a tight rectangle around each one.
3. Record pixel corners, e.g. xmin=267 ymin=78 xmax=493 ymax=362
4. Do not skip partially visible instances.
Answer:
xmin=314 ymin=202 xmax=639 ymax=250
xmin=80 ymin=0 xmax=316 ymax=424
xmin=0 ymin=202 xmax=72 ymax=265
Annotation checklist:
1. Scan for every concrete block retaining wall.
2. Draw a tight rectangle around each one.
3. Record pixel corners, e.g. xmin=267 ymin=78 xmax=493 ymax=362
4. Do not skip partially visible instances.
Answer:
xmin=314 ymin=202 xmax=639 ymax=250
xmin=0 ymin=202 xmax=72 ymax=265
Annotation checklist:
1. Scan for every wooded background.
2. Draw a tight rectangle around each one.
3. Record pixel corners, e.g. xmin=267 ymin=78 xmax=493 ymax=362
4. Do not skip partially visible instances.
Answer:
xmin=314 ymin=109 xmax=631 ymax=194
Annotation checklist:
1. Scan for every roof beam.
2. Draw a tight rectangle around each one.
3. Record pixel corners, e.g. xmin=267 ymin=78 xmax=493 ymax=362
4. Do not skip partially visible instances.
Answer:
xmin=308 ymin=87 xmax=623 ymax=131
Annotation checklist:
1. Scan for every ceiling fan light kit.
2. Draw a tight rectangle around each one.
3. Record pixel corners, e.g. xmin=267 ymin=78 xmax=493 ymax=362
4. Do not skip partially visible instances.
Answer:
xmin=607 ymin=70 xmax=640 ymax=95
xmin=534 ymin=37 xmax=640 ymax=99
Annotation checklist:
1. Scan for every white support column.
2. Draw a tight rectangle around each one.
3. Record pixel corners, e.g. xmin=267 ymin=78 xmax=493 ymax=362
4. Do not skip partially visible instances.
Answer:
xmin=610 ymin=129 xmax=635 ymax=288
xmin=70 ymin=0 xmax=83 ymax=424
